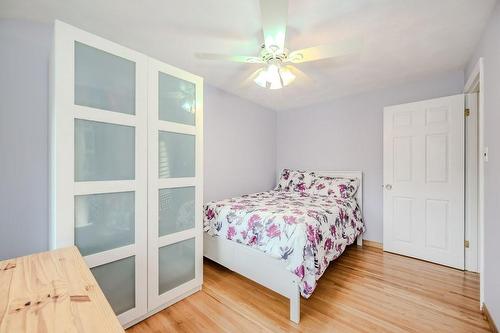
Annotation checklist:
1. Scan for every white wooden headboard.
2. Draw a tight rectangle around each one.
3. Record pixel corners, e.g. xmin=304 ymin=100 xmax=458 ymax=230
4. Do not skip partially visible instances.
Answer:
xmin=276 ymin=170 xmax=363 ymax=211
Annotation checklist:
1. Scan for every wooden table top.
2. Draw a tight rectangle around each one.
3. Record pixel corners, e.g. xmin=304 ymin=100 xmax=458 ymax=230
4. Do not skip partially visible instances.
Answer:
xmin=0 ymin=246 xmax=124 ymax=333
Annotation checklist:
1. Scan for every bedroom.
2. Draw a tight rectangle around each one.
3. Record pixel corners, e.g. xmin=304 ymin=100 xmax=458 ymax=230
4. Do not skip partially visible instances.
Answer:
xmin=0 ymin=0 xmax=498 ymax=332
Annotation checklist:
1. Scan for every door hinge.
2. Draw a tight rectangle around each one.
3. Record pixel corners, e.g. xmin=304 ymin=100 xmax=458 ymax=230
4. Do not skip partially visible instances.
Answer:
xmin=464 ymin=240 xmax=470 ymax=248
xmin=465 ymin=108 xmax=470 ymax=117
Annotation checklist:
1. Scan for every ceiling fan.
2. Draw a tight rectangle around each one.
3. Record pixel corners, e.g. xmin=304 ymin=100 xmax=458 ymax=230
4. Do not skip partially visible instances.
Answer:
xmin=195 ymin=0 xmax=362 ymax=90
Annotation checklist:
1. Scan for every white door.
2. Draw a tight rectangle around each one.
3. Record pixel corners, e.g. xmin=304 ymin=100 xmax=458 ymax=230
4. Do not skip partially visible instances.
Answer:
xmin=383 ymin=94 xmax=465 ymax=269
xmin=51 ymin=21 xmax=148 ymax=325
xmin=147 ymin=58 xmax=204 ymax=310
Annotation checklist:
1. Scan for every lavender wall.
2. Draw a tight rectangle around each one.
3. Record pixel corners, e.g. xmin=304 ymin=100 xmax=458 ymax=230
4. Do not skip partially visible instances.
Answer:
xmin=204 ymin=85 xmax=276 ymax=202
xmin=276 ymin=70 xmax=464 ymax=242
xmin=0 ymin=20 xmax=52 ymax=260
xmin=0 ymin=19 xmax=276 ymax=260
xmin=466 ymin=1 xmax=500 ymax=325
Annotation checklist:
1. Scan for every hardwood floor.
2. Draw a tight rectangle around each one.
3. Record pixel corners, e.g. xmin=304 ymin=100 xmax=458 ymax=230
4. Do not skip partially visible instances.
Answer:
xmin=127 ymin=245 xmax=490 ymax=333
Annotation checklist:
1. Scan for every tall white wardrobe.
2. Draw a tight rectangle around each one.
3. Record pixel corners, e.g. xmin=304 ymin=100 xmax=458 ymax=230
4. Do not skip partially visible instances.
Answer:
xmin=50 ymin=21 xmax=203 ymax=327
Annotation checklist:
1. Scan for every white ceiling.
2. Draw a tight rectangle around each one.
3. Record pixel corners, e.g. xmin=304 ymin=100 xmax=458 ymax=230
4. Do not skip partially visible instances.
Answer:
xmin=0 ymin=0 xmax=496 ymax=111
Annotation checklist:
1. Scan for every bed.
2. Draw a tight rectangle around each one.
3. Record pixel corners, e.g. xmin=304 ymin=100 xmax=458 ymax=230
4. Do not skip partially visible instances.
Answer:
xmin=203 ymin=170 xmax=365 ymax=323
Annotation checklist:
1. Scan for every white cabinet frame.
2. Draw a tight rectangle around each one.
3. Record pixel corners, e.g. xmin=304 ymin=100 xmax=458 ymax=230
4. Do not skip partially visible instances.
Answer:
xmin=146 ymin=58 xmax=204 ymax=311
xmin=50 ymin=20 xmax=149 ymax=326
xmin=50 ymin=21 xmax=204 ymax=328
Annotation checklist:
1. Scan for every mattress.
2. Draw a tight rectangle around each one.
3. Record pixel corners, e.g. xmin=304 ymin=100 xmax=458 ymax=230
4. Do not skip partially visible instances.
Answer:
xmin=204 ymin=190 xmax=365 ymax=298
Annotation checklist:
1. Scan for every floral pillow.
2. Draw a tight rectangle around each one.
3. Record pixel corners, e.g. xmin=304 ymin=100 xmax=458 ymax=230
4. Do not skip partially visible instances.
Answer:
xmin=310 ymin=177 xmax=359 ymax=199
xmin=275 ymin=169 xmax=292 ymax=190
xmin=275 ymin=169 xmax=316 ymax=192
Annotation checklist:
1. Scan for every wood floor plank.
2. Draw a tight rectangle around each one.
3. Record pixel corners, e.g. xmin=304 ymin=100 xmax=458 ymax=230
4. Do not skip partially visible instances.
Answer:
xmin=127 ymin=245 xmax=490 ymax=333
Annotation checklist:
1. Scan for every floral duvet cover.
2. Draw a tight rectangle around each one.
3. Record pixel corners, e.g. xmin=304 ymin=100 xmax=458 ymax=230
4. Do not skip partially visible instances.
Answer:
xmin=203 ymin=190 xmax=365 ymax=298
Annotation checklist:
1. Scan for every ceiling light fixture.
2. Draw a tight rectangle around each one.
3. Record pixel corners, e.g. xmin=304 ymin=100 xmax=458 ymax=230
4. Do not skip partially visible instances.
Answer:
xmin=195 ymin=0 xmax=363 ymax=91
xmin=254 ymin=61 xmax=295 ymax=89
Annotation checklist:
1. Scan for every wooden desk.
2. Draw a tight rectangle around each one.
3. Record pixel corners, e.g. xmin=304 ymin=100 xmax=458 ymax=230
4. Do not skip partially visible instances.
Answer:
xmin=0 ymin=246 xmax=124 ymax=333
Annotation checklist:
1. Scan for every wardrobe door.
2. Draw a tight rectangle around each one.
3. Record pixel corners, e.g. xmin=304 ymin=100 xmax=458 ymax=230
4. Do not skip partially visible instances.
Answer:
xmin=147 ymin=58 xmax=203 ymax=310
xmin=51 ymin=21 xmax=148 ymax=325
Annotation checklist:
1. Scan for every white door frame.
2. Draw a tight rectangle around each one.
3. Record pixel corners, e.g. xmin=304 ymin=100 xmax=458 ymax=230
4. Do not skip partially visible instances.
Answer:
xmin=464 ymin=57 xmax=485 ymax=308
xmin=464 ymin=92 xmax=478 ymax=273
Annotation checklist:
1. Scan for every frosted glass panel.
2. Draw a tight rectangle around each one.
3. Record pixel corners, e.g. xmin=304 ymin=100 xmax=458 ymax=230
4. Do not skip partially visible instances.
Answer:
xmin=75 ymin=119 xmax=135 ymax=181
xmin=158 ymin=72 xmax=195 ymax=125
xmin=75 ymin=191 xmax=134 ymax=256
xmin=74 ymin=41 xmax=135 ymax=114
xmin=159 ymin=238 xmax=195 ymax=294
xmin=158 ymin=131 xmax=195 ymax=178
xmin=159 ymin=187 xmax=195 ymax=236
xmin=91 ymin=256 xmax=135 ymax=315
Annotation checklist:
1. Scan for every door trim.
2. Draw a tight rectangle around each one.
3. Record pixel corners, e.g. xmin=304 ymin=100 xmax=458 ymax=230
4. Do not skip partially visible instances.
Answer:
xmin=465 ymin=92 xmax=478 ymax=273
xmin=464 ymin=57 xmax=485 ymax=308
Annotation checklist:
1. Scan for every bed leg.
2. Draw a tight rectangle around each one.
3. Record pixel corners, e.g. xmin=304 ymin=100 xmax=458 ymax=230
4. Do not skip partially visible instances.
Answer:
xmin=290 ymin=281 xmax=300 ymax=324
xmin=357 ymin=235 xmax=363 ymax=246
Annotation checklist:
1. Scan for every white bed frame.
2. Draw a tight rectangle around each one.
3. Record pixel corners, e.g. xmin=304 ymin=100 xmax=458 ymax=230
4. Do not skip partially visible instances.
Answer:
xmin=203 ymin=171 xmax=363 ymax=324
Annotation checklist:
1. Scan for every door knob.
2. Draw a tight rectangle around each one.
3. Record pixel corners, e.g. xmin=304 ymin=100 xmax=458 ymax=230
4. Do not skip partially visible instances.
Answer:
xmin=385 ymin=184 xmax=392 ymax=190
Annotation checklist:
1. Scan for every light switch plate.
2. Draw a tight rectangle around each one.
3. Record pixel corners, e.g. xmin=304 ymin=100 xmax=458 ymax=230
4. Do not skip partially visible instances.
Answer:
xmin=484 ymin=147 xmax=489 ymax=162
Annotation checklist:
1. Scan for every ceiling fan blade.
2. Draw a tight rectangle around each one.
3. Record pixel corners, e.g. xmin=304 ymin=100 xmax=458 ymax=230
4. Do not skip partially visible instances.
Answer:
xmin=195 ymin=53 xmax=263 ymax=64
xmin=287 ymin=38 xmax=363 ymax=64
xmin=260 ymin=0 xmax=288 ymax=51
